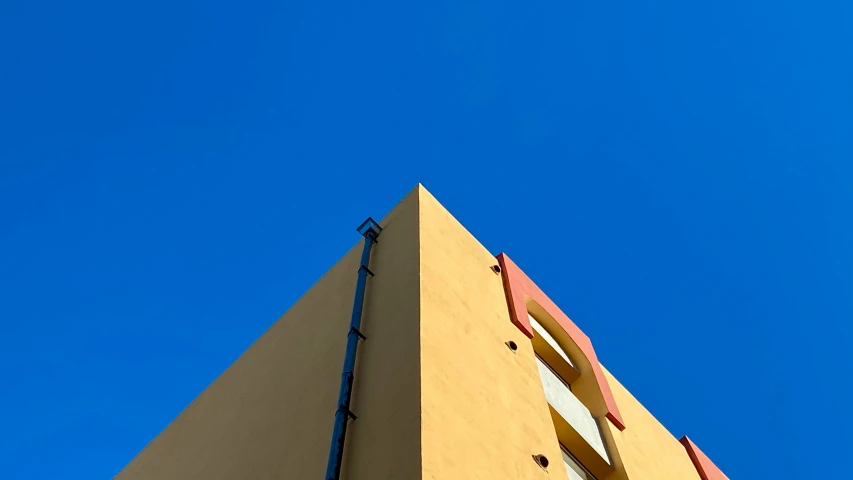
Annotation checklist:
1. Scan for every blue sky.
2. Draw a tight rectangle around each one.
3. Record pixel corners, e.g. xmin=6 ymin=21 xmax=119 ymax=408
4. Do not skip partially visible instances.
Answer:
xmin=1 ymin=0 xmax=851 ymax=478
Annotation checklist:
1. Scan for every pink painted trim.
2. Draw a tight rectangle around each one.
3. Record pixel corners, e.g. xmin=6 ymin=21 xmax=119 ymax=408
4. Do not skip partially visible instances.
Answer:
xmin=680 ymin=436 xmax=729 ymax=480
xmin=496 ymin=253 xmax=626 ymax=431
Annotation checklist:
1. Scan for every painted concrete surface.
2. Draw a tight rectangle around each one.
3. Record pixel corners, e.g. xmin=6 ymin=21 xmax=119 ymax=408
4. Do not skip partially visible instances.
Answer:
xmin=418 ymin=185 xmax=568 ymax=480
xmin=680 ymin=436 xmax=731 ymax=480
xmin=115 ymin=184 xmax=723 ymax=480
xmin=536 ymin=356 xmax=610 ymax=464
xmin=601 ymin=365 xmax=704 ymax=480
xmin=115 ymin=188 xmax=422 ymax=480
xmin=529 ymin=313 xmax=577 ymax=370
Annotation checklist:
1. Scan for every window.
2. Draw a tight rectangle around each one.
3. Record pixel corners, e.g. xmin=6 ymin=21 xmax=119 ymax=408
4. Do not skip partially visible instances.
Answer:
xmin=528 ymin=313 xmax=581 ymax=385
xmin=529 ymin=313 xmax=576 ymax=368
xmin=561 ymin=444 xmax=597 ymax=480
xmin=536 ymin=353 xmax=572 ymax=391
xmin=531 ymin=312 xmax=612 ymax=476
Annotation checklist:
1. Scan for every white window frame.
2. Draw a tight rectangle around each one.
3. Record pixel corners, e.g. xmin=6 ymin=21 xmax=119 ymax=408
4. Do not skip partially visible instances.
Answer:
xmin=561 ymin=443 xmax=598 ymax=480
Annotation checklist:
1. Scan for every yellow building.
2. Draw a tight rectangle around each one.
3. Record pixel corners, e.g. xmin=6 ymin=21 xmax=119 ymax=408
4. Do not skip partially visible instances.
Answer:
xmin=115 ymin=185 xmax=729 ymax=480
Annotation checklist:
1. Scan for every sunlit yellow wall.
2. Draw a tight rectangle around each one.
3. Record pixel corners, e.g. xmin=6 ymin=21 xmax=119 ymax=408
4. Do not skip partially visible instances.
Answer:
xmin=417 ymin=185 xmax=704 ymax=480
xmin=601 ymin=366 xmax=702 ymax=480
xmin=418 ymin=186 xmax=567 ymax=480
xmin=115 ymin=188 xmax=422 ymax=480
xmin=526 ymin=306 xmax=628 ymax=480
xmin=116 ymin=184 xmax=708 ymax=480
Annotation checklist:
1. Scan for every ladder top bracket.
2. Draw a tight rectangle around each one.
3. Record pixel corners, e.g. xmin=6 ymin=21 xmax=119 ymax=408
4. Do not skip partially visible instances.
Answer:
xmin=356 ymin=217 xmax=382 ymax=239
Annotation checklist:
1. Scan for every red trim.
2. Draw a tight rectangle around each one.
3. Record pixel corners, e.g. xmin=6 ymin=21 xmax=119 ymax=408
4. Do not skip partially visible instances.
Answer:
xmin=679 ymin=436 xmax=729 ymax=480
xmin=495 ymin=253 xmax=626 ymax=431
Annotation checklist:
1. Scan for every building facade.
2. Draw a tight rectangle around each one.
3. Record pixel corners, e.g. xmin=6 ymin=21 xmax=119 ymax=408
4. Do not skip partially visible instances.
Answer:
xmin=116 ymin=185 xmax=729 ymax=480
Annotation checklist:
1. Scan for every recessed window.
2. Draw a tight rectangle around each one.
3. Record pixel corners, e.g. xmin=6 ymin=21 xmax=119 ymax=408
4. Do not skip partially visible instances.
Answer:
xmin=536 ymin=354 xmax=572 ymax=391
xmin=561 ymin=444 xmax=597 ymax=480
xmin=528 ymin=313 xmax=576 ymax=369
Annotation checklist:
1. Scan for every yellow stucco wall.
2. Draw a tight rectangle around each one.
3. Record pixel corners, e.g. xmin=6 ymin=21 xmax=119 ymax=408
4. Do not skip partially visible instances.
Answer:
xmin=418 ymin=185 xmax=704 ymax=480
xmin=115 ymin=187 xmax=422 ymax=480
xmin=601 ymin=366 xmax=703 ymax=480
xmin=418 ymin=186 xmax=568 ymax=480
xmin=525 ymin=306 xmax=628 ymax=480
xmin=116 ymin=184 xmax=707 ymax=480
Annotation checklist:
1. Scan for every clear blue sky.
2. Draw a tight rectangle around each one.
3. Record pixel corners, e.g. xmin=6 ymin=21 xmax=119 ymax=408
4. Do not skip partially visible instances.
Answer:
xmin=1 ymin=1 xmax=851 ymax=478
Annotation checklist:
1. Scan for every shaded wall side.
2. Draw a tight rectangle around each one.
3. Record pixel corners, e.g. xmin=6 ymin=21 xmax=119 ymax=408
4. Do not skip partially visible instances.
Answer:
xmin=418 ymin=187 xmax=565 ymax=480
xmin=116 ymin=189 xmax=422 ymax=480
xmin=115 ymin=247 xmax=360 ymax=480
xmin=340 ymin=188 xmax=422 ymax=480
xmin=600 ymin=366 xmax=702 ymax=480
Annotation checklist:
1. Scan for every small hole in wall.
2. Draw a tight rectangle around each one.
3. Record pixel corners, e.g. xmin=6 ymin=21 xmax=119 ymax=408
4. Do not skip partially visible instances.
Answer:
xmin=491 ymin=264 xmax=501 ymax=274
xmin=533 ymin=454 xmax=550 ymax=469
xmin=506 ymin=341 xmax=518 ymax=352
